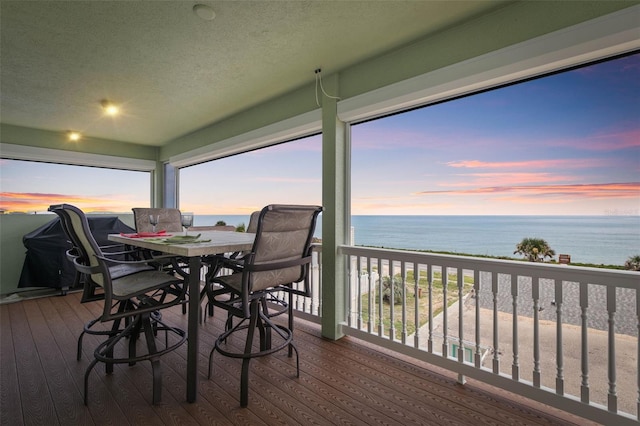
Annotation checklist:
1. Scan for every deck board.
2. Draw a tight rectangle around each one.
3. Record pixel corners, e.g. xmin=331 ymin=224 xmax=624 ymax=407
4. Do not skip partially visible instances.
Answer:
xmin=0 ymin=292 xmax=596 ymax=426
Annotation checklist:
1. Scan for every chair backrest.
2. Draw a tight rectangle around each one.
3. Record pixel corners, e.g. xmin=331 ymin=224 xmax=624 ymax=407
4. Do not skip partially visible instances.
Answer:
xmin=132 ymin=208 xmax=183 ymax=232
xmin=48 ymin=204 xmax=109 ymax=290
xmin=246 ymin=211 xmax=260 ymax=233
xmin=50 ymin=204 xmax=186 ymax=322
xmin=244 ymin=204 xmax=322 ymax=294
xmin=48 ymin=204 xmax=105 ymax=302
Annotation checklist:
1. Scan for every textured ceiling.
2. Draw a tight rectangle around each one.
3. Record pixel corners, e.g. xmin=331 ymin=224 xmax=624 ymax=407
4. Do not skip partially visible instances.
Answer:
xmin=0 ymin=1 xmax=506 ymax=146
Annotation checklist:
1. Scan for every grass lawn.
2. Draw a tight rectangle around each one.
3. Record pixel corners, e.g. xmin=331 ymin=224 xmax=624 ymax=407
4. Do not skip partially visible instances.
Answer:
xmin=358 ymin=268 xmax=474 ymax=340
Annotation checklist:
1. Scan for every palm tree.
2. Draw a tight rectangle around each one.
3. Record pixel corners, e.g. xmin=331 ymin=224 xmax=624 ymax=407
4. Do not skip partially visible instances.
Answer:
xmin=514 ymin=237 xmax=556 ymax=262
xmin=625 ymin=255 xmax=640 ymax=271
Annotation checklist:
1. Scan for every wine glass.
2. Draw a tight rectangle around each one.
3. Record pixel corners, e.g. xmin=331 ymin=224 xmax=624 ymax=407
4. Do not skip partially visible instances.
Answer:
xmin=181 ymin=213 xmax=193 ymax=235
xmin=149 ymin=214 xmax=158 ymax=233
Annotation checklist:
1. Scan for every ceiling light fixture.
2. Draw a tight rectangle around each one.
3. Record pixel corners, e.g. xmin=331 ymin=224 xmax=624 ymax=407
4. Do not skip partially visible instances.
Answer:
xmin=193 ymin=4 xmax=215 ymax=21
xmin=101 ymin=99 xmax=120 ymax=116
xmin=67 ymin=131 xmax=81 ymax=142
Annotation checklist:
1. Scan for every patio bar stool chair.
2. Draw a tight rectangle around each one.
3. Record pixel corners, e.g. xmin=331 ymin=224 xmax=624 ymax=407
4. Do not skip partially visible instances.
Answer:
xmin=50 ymin=204 xmax=188 ymax=405
xmin=206 ymin=204 xmax=322 ymax=407
xmin=49 ymin=205 xmax=155 ymax=361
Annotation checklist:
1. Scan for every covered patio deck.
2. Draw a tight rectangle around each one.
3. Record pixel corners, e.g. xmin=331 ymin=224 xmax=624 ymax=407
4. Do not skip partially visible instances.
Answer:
xmin=1 ymin=291 xmax=594 ymax=425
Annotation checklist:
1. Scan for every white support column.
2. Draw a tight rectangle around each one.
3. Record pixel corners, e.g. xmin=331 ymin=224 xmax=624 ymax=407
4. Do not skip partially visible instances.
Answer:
xmin=321 ymin=73 xmax=348 ymax=340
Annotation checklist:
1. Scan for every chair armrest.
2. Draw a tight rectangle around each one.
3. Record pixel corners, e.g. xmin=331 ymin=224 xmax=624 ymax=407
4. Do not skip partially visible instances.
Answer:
xmin=244 ymin=255 xmax=311 ymax=272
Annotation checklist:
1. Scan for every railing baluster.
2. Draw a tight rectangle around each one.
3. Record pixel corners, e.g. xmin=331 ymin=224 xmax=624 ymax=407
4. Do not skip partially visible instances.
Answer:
xmin=442 ymin=266 xmax=449 ymax=358
xmin=492 ymin=272 xmax=500 ymax=374
xmin=458 ymin=268 xmax=464 ymax=361
xmin=580 ymin=282 xmax=589 ymax=403
xmin=428 ymin=263 xmax=433 ymax=353
xmin=555 ymin=279 xmax=564 ymax=395
xmin=457 ymin=267 xmax=466 ymax=384
xmin=401 ymin=261 xmax=407 ymax=344
xmin=378 ymin=257 xmax=383 ymax=337
xmin=356 ymin=255 xmax=363 ymax=330
xmin=367 ymin=256 xmax=373 ymax=333
xmin=512 ymin=274 xmax=520 ymax=380
xmin=389 ymin=259 xmax=396 ymax=341
xmin=316 ymin=248 xmax=322 ymax=317
xmin=637 ymin=289 xmax=640 ymax=418
xmin=532 ymin=275 xmax=541 ymax=388
xmin=608 ymin=285 xmax=618 ymax=412
xmin=474 ymin=269 xmax=481 ymax=368
xmin=346 ymin=254 xmax=353 ymax=327
xmin=414 ymin=262 xmax=420 ymax=348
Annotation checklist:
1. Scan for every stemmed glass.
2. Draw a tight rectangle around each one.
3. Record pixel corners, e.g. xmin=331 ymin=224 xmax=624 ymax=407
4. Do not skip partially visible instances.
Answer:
xmin=181 ymin=213 xmax=193 ymax=235
xmin=149 ymin=214 xmax=159 ymax=233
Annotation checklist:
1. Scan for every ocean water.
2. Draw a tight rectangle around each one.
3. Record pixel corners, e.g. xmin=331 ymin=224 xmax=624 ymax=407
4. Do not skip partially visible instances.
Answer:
xmin=194 ymin=215 xmax=640 ymax=266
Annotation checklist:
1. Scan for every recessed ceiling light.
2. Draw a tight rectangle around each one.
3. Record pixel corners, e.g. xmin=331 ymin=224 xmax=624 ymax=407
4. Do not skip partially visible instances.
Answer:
xmin=193 ymin=4 xmax=215 ymax=21
xmin=67 ymin=131 xmax=81 ymax=141
xmin=101 ymin=99 xmax=120 ymax=116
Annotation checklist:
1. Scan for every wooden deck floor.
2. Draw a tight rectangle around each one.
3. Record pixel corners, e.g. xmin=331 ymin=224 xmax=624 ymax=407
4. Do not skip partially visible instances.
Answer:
xmin=1 ymin=291 xmax=597 ymax=426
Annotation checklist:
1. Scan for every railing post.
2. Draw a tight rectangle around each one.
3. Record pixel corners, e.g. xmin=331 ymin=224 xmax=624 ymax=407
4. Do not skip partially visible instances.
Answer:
xmin=401 ymin=261 xmax=408 ymax=344
xmin=356 ymin=255 xmax=363 ymax=330
xmin=367 ymin=256 xmax=374 ymax=334
xmin=414 ymin=262 xmax=420 ymax=349
xmin=457 ymin=267 xmax=466 ymax=385
xmin=427 ymin=263 xmax=433 ymax=354
xmin=511 ymin=274 xmax=520 ymax=381
xmin=389 ymin=259 xmax=396 ymax=341
xmin=607 ymin=285 xmax=618 ymax=413
xmin=442 ymin=266 xmax=449 ymax=359
xmin=492 ymin=272 xmax=500 ymax=374
xmin=555 ymin=279 xmax=564 ymax=395
xmin=580 ymin=282 xmax=589 ymax=403
xmin=377 ymin=258 xmax=384 ymax=338
xmin=474 ymin=269 xmax=481 ymax=368
xmin=532 ymin=275 xmax=541 ymax=388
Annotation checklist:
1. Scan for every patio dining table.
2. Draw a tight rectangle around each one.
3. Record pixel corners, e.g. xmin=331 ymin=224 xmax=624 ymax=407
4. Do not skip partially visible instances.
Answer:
xmin=108 ymin=230 xmax=255 ymax=402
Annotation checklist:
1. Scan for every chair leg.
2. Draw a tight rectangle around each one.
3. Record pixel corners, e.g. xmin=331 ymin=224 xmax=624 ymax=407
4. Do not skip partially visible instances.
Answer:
xmin=240 ymin=300 xmax=259 ymax=407
xmin=128 ymin=316 xmax=143 ymax=366
xmin=142 ymin=313 xmax=162 ymax=405
xmin=259 ymin=298 xmax=272 ymax=350
xmin=77 ymin=317 xmax=100 ymax=361
xmin=106 ymin=318 xmax=123 ymax=375
xmin=84 ymin=357 xmax=99 ymax=405
xmin=288 ymin=291 xmax=294 ymax=357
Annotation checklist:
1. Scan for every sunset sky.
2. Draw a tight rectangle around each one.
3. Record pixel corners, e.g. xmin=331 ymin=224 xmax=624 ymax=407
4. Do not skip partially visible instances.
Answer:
xmin=349 ymin=53 xmax=640 ymax=215
xmin=1 ymin=53 xmax=638 ymax=216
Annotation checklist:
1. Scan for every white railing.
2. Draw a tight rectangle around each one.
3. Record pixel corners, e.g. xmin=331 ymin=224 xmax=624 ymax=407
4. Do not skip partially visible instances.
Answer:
xmin=237 ymin=242 xmax=638 ymax=423
xmin=272 ymin=243 xmax=323 ymax=322
xmin=335 ymin=245 xmax=640 ymax=425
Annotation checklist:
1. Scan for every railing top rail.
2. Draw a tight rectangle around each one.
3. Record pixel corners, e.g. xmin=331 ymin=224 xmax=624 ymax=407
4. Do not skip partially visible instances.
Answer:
xmin=338 ymin=244 xmax=639 ymax=289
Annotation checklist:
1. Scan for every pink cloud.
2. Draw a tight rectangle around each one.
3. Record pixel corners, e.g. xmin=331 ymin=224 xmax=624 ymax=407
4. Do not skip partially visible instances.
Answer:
xmin=548 ymin=128 xmax=640 ymax=151
xmin=415 ymin=182 xmax=640 ymax=200
xmin=0 ymin=192 xmax=132 ymax=213
xmin=445 ymin=172 xmax=576 ymax=187
xmin=446 ymin=158 xmax=605 ymax=169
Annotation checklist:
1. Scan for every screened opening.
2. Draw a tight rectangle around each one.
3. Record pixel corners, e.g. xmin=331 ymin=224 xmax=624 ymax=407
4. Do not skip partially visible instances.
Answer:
xmin=349 ymin=52 xmax=640 ymax=266
xmin=178 ymin=134 xmax=322 ymax=228
xmin=0 ymin=158 xmax=151 ymax=214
